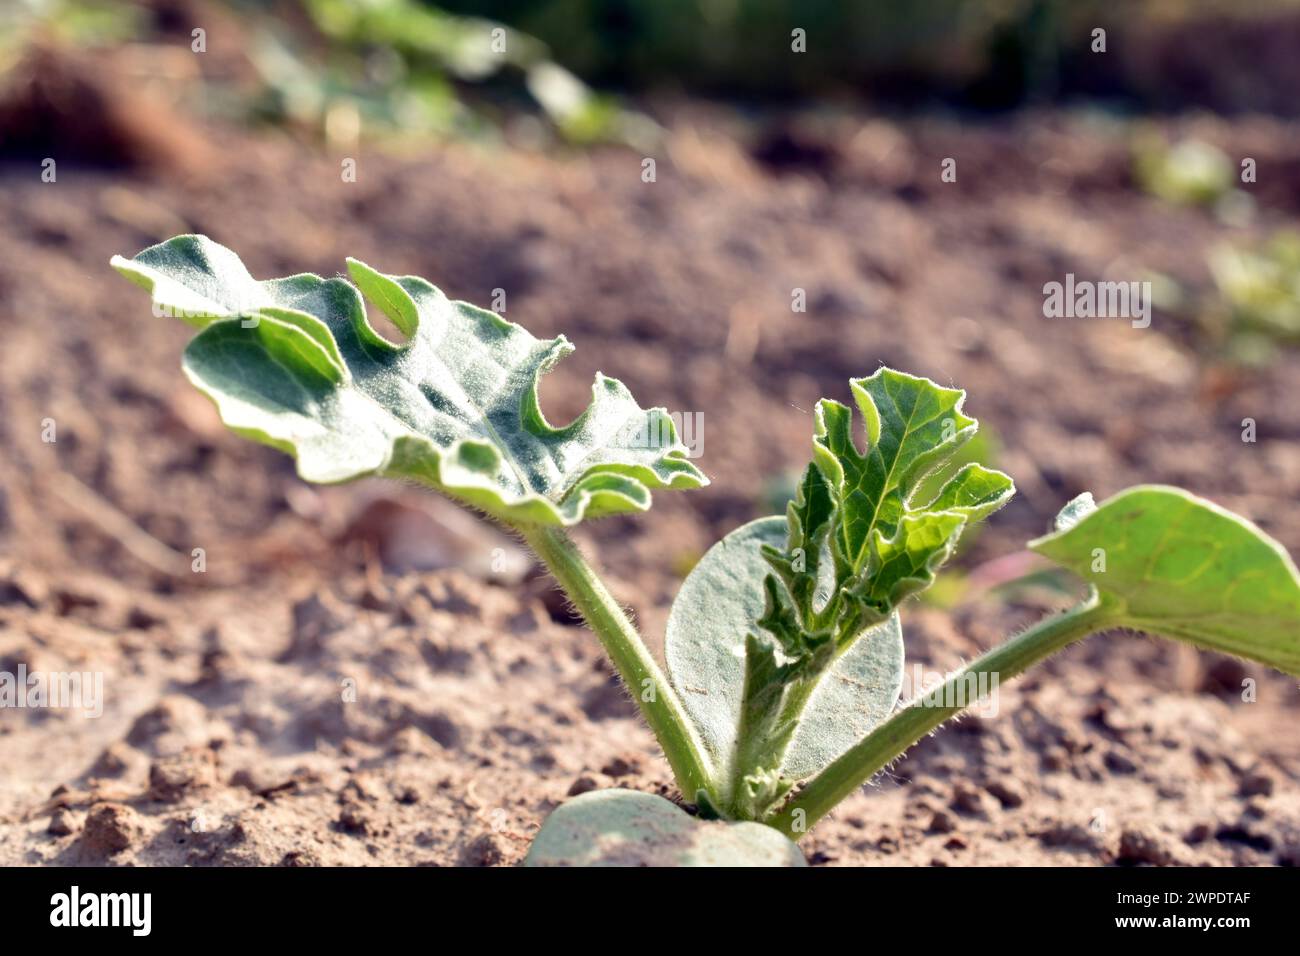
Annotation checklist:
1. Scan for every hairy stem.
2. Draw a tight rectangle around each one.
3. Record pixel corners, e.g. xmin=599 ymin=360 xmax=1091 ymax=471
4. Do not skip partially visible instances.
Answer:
xmin=520 ymin=524 xmax=714 ymax=800
xmin=765 ymin=591 xmax=1119 ymax=838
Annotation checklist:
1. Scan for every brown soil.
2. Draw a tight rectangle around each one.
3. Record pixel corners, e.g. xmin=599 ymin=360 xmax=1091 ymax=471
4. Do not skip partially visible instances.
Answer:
xmin=2 ymin=89 xmax=1299 ymax=865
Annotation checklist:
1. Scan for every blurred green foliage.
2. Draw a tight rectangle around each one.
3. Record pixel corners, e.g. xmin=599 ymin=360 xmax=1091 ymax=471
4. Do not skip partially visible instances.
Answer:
xmin=0 ymin=0 xmax=654 ymax=147
xmin=434 ymin=0 xmax=1300 ymax=111
xmin=11 ymin=0 xmax=1300 ymax=146
xmin=0 ymin=0 xmax=142 ymax=61
xmin=247 ymin=0 xmax=656 ymax=145
xmin=1208 ymin=231 xmax=1300 ymax=360
xmin=1133 ymin=135 xmax=1235 ymax=207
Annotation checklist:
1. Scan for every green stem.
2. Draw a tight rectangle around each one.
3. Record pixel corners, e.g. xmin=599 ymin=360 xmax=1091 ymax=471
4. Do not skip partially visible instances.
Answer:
xmin=519 ymin=524 xmax=714 ymax=800
xmin=723 ymin=663 xmax=820 ymax=819
xmin=765 ymin=591 xmax=1118 ymax=839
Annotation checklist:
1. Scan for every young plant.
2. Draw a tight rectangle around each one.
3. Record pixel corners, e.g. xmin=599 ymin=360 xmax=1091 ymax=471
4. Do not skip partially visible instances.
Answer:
xmin=113 ymin=236 xmax=1300 ymax=866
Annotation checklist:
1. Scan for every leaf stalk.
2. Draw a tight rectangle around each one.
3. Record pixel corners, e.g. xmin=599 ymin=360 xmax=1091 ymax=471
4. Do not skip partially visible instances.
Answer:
xmin=765 ymin=591 xmax=1119 ymax=838
xmin=519 ymin=524 xmax=715 ymax=800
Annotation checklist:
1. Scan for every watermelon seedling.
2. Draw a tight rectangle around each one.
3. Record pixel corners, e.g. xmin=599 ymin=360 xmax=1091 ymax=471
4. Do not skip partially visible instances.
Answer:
xmin=113 ymin=236 xmax=1300 ymax=865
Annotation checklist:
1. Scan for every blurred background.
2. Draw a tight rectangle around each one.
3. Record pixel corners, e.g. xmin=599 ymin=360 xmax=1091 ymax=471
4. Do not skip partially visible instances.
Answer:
xmin=1 ymin=0 xmax=1299 ymax=867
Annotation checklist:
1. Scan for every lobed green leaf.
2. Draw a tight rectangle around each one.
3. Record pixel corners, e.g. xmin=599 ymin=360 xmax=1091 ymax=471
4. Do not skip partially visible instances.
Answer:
xmin=814 ymin=370 xmax=1015 ymax=627
xmin=112 ymin=235 xmax=706 ymax=526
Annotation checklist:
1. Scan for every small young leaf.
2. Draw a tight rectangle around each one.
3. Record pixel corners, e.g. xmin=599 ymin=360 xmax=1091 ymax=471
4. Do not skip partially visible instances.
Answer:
xmin=1031 ymin=486 xmax=1300 ymax=674
xmin=112 ymin=236 xmax=705 ymax=526
xmin=813 ymin=370 xmax=1014 ymax=626
xmin=667 ymin=372 xmax=1012 ymax=817
xmin=525 ymin=789 xmax=806 ymax=867
xmin=762 ymin=464 xmax=835 ymax=622
xmin=815 ymin=371 xmax=972 ymax=564
xmin=664 ymin=517 xmax=904 ymax=812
